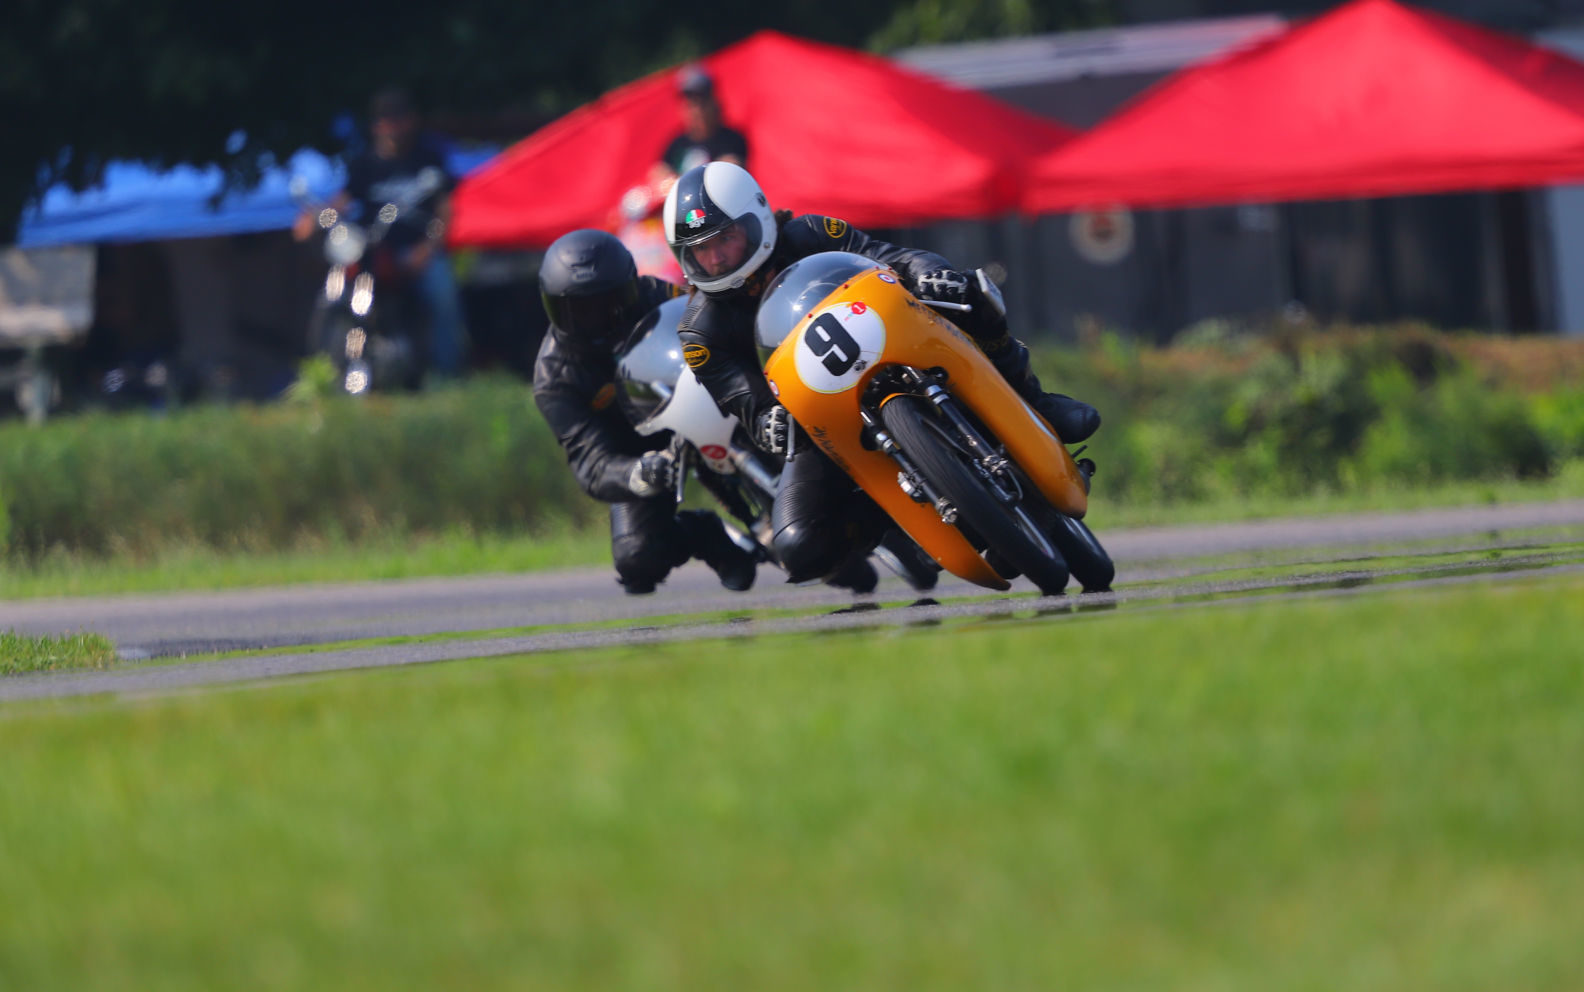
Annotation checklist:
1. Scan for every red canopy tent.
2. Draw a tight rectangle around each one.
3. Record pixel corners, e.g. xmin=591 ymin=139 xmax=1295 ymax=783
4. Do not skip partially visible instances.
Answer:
xmin=1021 ymin=0 xmax=1584 ymax=214
xmin=451 ymin=31 xmax=1077 ymax=249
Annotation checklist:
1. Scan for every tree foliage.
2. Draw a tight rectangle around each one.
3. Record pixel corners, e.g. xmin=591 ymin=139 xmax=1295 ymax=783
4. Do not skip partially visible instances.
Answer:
xmin=872 ymin=0 xmax=1117 ymax=50
xmin=3 ymin=0 xmax=1123 ymax=240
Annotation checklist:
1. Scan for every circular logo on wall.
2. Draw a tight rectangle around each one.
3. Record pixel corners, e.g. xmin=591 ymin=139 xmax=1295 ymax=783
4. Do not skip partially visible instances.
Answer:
xmin=1070 ymin=207 xmax=1135 ymax=266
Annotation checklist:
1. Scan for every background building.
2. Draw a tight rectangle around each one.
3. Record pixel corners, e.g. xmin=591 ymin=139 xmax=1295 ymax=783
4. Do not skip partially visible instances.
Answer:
xmin=895 ymin=10 xmax=1582 ymax=341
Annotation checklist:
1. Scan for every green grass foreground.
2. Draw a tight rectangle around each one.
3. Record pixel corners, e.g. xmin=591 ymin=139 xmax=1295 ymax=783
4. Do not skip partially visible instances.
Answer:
xmin=3 ymin=577 xmax=1582 ymax=990
xmin=0 ymin=630 xmax=116 ymax=675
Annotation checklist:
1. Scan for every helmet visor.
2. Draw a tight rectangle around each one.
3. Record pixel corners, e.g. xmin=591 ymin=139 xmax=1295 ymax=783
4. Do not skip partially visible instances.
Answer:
xmin=542 ymin=281 xmax=641 ymax=348
xmin=676 ymin=215 xmax=763 ymax=286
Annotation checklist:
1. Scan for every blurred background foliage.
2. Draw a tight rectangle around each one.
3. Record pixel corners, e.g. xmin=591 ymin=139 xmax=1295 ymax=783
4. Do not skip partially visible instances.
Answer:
xmin=8 ymin=0 xmax=1580 ymax=237
xmin=1040 ymin=325 xmax=1578 ymax=505
xmin=3 ymin=328 xmax=1583 ymax=563
xmin=0 ymin=0 xmax=1120 ymax=239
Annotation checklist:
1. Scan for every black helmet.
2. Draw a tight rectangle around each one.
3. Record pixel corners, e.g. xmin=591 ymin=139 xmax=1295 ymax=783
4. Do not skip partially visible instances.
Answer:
xmin=539 ymin=229 xmax=643 ymax=350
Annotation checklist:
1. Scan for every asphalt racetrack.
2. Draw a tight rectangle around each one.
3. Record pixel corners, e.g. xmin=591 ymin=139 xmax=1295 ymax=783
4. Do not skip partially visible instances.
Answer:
xmin=4 ymin=500 xmax=1583 ymax=702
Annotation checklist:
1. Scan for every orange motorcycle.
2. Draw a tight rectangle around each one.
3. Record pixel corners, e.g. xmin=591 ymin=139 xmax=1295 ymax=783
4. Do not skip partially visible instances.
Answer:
xmin=755 ymin=252 xmax=1113 ymax=594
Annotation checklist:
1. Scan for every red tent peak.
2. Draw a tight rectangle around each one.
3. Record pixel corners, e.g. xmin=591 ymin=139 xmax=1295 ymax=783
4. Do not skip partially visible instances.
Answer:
xmin=1022 ymin=0 xmax=1584 ymax=212
xmin=1288 ymin=0 xmax=1584 ymax=105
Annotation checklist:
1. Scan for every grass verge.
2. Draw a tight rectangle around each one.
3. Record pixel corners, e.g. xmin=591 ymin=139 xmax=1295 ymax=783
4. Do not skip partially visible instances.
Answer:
xmin=6 ymin=469 xmax=1584 ymax=600
xmin=0 ymin=526 xmax=612 ymax=599
xmin=1 ymin=575 xmax=1580 ymax=990
xmin=0 ymin=631 xmax=116 ymax=675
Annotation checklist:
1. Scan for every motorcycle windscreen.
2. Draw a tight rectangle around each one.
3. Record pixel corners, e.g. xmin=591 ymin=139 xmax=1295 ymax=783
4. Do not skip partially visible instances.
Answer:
xmin=754 ymin=252 xmax=887 ymax=364
xmin=614 ymin=295 xmax=690 ymax=428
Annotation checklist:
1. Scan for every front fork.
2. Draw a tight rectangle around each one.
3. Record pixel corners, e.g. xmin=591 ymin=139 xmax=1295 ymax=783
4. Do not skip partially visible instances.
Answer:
xmin=862 ymin=368 xmax=1021 ymax=526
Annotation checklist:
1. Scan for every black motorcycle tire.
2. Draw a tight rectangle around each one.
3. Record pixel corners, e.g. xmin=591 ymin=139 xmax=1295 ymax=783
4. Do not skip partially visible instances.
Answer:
xmin=1047 ymin=513 xmax=1114 ymax=592
xmin=880 ymin=396 xmax=1070 ymax=595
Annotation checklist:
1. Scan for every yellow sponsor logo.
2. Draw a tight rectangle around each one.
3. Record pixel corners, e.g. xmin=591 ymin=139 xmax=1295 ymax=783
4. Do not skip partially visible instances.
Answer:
xmin=591 ymin=382 xmax=617 ymax=411
xmin=824 ymin=217 xmax=848 ymax=239
xmin=683 ymin=343 xmax=711 ymax=369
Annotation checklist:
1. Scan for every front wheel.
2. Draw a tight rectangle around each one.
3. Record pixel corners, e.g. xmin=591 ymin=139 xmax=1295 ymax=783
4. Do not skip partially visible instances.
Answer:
xmin=880 ymin=396 xmax=1069 ymax=595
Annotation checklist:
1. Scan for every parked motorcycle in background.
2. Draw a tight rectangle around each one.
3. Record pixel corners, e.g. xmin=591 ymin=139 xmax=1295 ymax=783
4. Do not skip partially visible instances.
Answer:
xmin=290 ymin=169 xmax=444 ymax=394
xmin=616 ymin=296 xmax=940 ymax=592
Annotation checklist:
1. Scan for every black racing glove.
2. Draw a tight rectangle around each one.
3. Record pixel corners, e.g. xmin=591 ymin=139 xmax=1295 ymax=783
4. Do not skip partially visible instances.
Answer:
xmin=627 ymin=449 xmax=679 ymax=499
xmin=754 ymin=405 xmax=790 ymax=455
xmin=914 ymin=268 xmax=974 ymax=307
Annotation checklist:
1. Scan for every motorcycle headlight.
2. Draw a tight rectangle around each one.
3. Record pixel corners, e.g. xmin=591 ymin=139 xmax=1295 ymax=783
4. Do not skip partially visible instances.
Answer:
xmin=325 ymin=224 xmax=367 ymax=267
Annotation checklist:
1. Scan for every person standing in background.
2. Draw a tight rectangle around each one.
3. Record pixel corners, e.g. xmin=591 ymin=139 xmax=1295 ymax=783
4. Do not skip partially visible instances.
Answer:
xmin=295 ymin=87 xmax=467 ymax=379
xmin=660 ymin=65 xmax=748 ymax=177
xmin=616 ymin=65 xmax=749 ymax=287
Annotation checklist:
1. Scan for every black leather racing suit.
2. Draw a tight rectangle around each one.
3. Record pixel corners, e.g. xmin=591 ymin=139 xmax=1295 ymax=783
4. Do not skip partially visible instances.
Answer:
xmin=533 ymin=276 xmax=738 ymax=592
xmin=677 ymin=214 xmax=1019 ymax=582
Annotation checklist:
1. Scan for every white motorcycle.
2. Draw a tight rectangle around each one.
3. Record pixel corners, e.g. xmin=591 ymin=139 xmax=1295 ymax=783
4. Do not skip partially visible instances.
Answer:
xmin=615 ymin=297 xmax=940 ymax=591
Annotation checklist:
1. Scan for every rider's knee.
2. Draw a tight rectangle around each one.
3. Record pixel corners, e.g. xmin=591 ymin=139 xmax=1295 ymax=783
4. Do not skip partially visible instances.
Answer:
xmin=612 ymin=528 xmax=679 ymax=593
xmin=771 ymin=519 xmax=847 ymax=583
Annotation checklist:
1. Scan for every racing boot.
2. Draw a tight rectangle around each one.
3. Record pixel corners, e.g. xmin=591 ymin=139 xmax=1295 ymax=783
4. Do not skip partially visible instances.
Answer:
xmin=826 ymin=555 xmax=879 ymax=595
xmin=618 ymin=576 xmax=659 ymax=595
xmin=678 ymin=509 xmax=758 ymax=592
xmin=872 ymin=528 xmax=941 ymax=591
xmin=981 ymin=335 xmax=1100 ymax=444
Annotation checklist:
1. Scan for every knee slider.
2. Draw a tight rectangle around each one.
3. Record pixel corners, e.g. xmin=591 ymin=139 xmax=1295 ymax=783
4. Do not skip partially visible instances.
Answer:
xmin=772 ymin=518 xmax=848 ymax=583
xmin=612 ymin=530 xmax=676 ymax=588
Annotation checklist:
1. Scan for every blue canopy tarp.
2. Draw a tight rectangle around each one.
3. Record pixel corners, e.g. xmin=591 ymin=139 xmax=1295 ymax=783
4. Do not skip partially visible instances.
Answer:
xmin=17 ymin=146 xmax=495 ymax=247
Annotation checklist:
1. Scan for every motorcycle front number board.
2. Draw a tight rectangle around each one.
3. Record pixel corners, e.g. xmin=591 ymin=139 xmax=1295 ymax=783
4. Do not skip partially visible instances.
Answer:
xmin=793 ymin=302 xmax=886 ymax=394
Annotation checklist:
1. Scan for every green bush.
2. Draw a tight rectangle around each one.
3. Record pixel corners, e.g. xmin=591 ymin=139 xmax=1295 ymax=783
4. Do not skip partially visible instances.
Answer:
xmin=1529 ymin=389 xmax=1584 ymax=461
xmin=1347 ymin=368 xmax=1551 ymax=485
xmin=0 ymin=378 xmax=601 ymax=563
xmin=1 ymin=329 xmax=1579 ymax=563
xmin=1038 ymin=325 xmax=1575 ymax=504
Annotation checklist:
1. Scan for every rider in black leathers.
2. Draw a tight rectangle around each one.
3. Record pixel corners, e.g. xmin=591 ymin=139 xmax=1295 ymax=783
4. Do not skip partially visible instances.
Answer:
xmin=665 ymin=162 xmax=1101 ymax=585
xmin=534 ymin=228 xmax=758 ymax=594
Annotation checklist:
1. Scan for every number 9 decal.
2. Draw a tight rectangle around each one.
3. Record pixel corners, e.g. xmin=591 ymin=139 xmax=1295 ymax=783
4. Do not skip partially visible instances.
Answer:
xmin=794 ymin=302 xmax=886 ymax=394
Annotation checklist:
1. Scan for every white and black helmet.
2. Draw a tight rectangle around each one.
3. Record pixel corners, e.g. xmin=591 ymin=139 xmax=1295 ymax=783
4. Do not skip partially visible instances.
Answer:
xmin=663 ymin=162 xmax=777 ymax=295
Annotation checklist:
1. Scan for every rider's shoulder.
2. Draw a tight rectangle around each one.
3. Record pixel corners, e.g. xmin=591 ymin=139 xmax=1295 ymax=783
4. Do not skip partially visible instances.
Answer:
xmin=783 ymin=213 xmax=856 ymax=249
xmin=681 ymin=289 xmax=754 ymax=342
xmin=531 ymin=333 xmax=569 ymax=392
xmin=638 ymin=275 xmax=684 ymax=307
xmin=677 ymin=292 xmax=716 ymax=332
xmin=779 ymin=210 xmax=842 ymax=244
xmin=535 ymin=328 xmax=605 ymax=388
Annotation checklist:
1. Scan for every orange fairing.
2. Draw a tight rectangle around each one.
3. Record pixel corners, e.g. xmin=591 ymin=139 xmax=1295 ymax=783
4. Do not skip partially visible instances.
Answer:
xmin=763 ymin=266 xmax=1089 ymax=589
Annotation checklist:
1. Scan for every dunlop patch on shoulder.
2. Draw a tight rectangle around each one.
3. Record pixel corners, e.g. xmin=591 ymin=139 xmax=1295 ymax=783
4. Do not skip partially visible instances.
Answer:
xmin=683 ymin=343 xmax=711 ymax=369
xmin=591 ymin=382 xmax=617 ymax=410
xmin=824 ymin=217 xmax=848 ymax=239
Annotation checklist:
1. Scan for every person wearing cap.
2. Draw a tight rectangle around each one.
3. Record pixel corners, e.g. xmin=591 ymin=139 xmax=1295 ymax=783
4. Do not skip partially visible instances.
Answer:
xmin=294 ymin=86 xmax=467 ymax=379
xmin=660 ymin=65 xmax=749 ymax=178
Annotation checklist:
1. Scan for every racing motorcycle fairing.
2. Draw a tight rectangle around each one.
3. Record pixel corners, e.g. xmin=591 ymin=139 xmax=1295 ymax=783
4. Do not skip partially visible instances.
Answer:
xmin=757 ymin=252 xmax=1090 ymax=589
